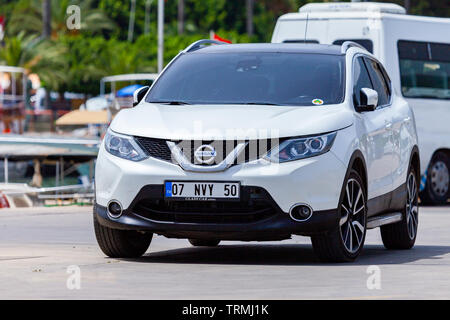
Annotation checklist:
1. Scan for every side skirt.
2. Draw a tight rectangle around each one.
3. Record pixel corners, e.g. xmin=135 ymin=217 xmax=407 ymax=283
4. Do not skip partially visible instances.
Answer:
xmin=367 ymin=212 xmax=402 ymax=229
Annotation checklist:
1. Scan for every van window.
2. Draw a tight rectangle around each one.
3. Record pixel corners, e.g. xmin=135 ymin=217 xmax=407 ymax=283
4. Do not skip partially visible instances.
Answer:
xmin=364 ymin=58 xmax=390 ymax=106
xmin=353 ymin=57 xmax=373 ymax=107
xmin=398 ymin=40 xmax=450 ymax=100
xmin=398 ymin=41 xmax=428 ymax=60
xmin=333 ymin=39 xmax=373 ymax=53
xmin=430 ymin=43 xmax=450 ymax=62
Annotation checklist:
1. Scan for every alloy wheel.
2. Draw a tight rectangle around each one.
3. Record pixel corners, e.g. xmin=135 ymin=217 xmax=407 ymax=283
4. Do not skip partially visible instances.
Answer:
xmin=406 ymin=172 xmax=419 ymax=240
xmin=339 ymin=178 xmax=366 ymax=253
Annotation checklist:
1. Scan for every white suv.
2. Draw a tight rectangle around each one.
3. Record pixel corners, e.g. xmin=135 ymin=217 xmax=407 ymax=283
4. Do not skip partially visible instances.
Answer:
xmin=94 ymin=40 xmax=420 ymax=262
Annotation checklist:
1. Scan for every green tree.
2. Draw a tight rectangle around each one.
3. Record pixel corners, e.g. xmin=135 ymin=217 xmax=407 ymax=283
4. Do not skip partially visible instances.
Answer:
xmin=0 ymin=32 xmax=67 ymax=91
xmin=375 ymin=0 xmax=449 ymax=17
xmin=96 ymin=0 xmax=299 ymax=42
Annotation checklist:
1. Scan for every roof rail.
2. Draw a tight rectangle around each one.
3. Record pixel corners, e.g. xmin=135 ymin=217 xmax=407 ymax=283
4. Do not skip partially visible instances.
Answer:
xmin=183 ymin=39 xmax=226 ymax=53
xmin=341 ymin=41 xmax=367 ymax=54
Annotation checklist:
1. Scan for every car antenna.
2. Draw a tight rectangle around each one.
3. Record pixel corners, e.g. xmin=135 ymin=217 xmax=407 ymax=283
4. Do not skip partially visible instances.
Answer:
xmin=304 ymin=12 xmax=309 ymax=43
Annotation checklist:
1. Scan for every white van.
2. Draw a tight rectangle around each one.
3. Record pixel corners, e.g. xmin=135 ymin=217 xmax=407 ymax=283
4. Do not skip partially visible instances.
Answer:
xmin=272 ymin=2 xmax=450 ymax=204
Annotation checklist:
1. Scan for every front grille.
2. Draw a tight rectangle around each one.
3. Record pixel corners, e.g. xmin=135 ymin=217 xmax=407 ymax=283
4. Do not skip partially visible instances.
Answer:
xmin=132 ymin=186 xmax=280 ymax=224
xmin=135 ymin=136 xmax=172 ymax=161
xmin=176 ymin=139 xmax=275 ymax=166
xmin=134 ymin=137 xmax=280 ymax=165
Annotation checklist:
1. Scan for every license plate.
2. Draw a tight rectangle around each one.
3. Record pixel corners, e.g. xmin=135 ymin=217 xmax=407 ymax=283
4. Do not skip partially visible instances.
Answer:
xmin=164 ymin=181 xmax=240 ymax=201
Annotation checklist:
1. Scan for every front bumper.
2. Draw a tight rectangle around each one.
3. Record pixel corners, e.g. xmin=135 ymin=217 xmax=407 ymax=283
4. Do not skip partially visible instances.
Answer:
xmin=95 ymin=146 xmax=346 ymax=239
xmin=95 ymin=145 xmax=346 ymax=213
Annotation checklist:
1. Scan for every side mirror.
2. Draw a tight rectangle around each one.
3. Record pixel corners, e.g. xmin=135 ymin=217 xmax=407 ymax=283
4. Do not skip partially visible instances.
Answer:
xmin=133 ymin=86 xmax=150 ymax=107
xmin=355 ymin=88 xmax=378 ymax=112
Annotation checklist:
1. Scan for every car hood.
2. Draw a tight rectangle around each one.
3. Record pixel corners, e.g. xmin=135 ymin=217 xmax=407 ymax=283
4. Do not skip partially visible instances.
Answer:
xmin=110 ymin=103 xmax=353 ymax=140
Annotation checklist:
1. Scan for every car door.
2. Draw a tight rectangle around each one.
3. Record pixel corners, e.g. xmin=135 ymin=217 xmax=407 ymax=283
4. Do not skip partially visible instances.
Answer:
xmin=353 ymin=56 xmax=394 ymax=208
xmin=374 ymin=59 xmax=412 ymax=191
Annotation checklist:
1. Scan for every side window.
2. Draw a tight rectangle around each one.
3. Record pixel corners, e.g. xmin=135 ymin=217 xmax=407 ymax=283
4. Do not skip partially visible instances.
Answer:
xmin=333 ymin=39 xmax=374 ymax=53
xmin=364 ymin=58 xmax=390 ymax=106
xmin=353 ymin=57 xmax=373 ymax=107
xmin=379 ymin=63 xmax=392 ymax=98
xmin=398 ymin=40 xmax=450 ymax=100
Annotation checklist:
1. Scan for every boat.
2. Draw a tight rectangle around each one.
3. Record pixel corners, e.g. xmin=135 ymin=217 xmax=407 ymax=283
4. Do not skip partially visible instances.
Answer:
xmin=0 ymin=134 xmax=99 ymax=208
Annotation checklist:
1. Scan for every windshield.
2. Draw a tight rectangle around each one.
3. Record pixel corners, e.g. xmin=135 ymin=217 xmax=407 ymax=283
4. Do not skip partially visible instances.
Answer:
xmin=146 ymin=52 xmax=345 ymax=106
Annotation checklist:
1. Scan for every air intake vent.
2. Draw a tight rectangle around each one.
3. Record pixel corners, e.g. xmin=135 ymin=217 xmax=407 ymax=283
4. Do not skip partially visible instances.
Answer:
xmin=135 ymin=136 xmax=172 ymax=161
xmin=132 ymin=186 xmax=280 ymax=224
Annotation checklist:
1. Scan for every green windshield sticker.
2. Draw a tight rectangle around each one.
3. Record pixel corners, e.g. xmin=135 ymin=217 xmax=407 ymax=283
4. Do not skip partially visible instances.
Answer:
xmin=312 ymin=99 xmax=324 ymax=105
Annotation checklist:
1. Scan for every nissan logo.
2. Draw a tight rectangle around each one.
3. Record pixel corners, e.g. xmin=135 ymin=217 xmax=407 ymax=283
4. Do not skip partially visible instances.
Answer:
xmin=194 ymin=145 xmax=217 ymax=164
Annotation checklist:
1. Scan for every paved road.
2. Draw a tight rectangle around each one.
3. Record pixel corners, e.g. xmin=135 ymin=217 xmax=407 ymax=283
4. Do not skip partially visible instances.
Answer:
xmin=0 ymin=205 xmax=449 ymax=299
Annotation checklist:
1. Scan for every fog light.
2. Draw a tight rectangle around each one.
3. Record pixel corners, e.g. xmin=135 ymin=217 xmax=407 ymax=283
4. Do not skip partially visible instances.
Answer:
xmin=107 ymin=200 xmax=123 ymax=219
xmin=289 ymin=204 xmax=313 ymax=221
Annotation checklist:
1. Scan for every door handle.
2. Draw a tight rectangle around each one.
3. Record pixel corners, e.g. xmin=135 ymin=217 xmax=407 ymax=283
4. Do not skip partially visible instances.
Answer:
xmin=385 ymin=122 xmax=393 ymax=130
xmin=403 ymin=116 xmax=411 ymax=122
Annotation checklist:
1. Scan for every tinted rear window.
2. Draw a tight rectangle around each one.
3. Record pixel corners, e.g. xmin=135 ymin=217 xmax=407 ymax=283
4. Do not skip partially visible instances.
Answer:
xmin=146 ymin=52 xmax=345 ymax=106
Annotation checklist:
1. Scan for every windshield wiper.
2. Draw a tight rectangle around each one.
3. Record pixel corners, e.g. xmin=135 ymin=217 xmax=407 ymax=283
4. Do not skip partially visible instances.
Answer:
xmin=150 ymin=101 xmax=191 ymax=105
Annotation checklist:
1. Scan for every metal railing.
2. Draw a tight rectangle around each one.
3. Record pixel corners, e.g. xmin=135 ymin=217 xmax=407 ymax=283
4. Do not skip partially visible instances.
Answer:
xmin=1 ymin=184 xmax=94 ymax=196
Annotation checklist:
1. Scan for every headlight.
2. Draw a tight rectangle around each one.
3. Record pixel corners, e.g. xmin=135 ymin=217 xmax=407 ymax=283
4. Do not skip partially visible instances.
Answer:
xmin=266 ymin=132 xmax=337 ymax=163
xmin=104 ymin=130 xmax=148 ymax=161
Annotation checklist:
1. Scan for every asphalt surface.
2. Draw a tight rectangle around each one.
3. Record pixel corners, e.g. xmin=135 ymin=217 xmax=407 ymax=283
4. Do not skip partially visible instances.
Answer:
xmin=0 ymin=205 xmax=449 ymax=299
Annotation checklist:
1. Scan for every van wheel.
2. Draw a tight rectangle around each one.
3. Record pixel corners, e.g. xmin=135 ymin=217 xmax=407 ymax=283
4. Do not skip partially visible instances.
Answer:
xmin=381 ymin=167 xmax=418 ymax=249
xmin=422 ymin=152 xmax=449 ymax=205
xmin=311 ymin=170 xmax=367 ymax=262
xmin=94 ymin=213 xmax=153 ymax=258
xmin=188 ymin=239 xmax=221 ymax=247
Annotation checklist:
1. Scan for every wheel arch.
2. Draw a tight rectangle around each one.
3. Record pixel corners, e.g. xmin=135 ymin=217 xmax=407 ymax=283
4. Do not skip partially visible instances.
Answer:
xmin=421 ymin=148 xmax=450 ymax=176
xmin=429 ymin=148 xmax=450 ymax=165
xmin=345 ymin=150 xmax=368 ymax=196
xmin=409 ymin=145 xmax=420 ymax=185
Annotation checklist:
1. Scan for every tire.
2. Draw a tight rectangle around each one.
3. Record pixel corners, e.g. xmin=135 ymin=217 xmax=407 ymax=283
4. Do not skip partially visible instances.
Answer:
xmin=188 ymin=239 xmax=221 ymax=247
xmin=421 ymin=152 xmax=449 ymax=205
xmin=381 ymin=166 xmax=419 ymax=250
xmin=311 ymin=169 xmax=367 ymax=262
xmin=93 ymin=212 xmax=153 ymax=258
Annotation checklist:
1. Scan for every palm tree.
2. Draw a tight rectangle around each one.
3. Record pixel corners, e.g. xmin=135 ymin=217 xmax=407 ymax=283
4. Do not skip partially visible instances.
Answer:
xmin=7 ymin=0 xmax=115 ymax=39
xmin=98 ymin=41 xmax=154 ymax=76
xmin=0 ymin=32 xmax=67 ymax=92
xmin=42 ymin=0 xmax=51 ymax=38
